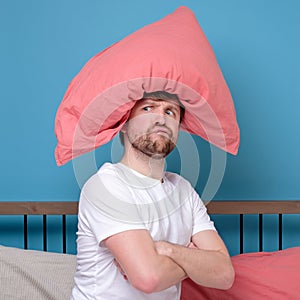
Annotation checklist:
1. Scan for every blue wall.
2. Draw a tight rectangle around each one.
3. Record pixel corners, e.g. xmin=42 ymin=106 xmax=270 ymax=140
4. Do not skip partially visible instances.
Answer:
xmin=0 ymin=1 xmax=299 ymax=254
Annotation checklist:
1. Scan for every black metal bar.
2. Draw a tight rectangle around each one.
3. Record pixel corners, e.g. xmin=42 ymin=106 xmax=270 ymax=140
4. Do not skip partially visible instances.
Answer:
xmin=259 ymin=214 xmax=263 ymax=252
xmin=24 ymin=215 xmax=28 ymax=250
xmin=279 ymin=214 xmax=282 ymax=250
xmin=43 ymin=215 xmax=47 ymax=251
xmin=62 ymin=215 xmax=67 ymax=254
xmin=240 ymin=214 xmax=244 ymax=254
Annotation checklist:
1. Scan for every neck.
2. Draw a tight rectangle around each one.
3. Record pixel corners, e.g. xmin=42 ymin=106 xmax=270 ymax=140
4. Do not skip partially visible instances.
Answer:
xmin=120 ymin=147 xmax=165 ymax=181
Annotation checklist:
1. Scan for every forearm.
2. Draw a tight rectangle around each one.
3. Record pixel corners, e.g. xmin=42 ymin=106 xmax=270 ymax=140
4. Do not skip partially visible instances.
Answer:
xmin=117 ymin=252 xmax=186 ymax=292
xmin=165 ymin=243 xmax=234 ymax=289
xmin=106 ymin=229 xmax=188 ymax=294
xmin=150 ymin=253 xmax=187 ymax=292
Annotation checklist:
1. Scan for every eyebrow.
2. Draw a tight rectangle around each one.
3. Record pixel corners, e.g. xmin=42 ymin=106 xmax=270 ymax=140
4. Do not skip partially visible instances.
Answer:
xmin=141 ymin=98 xmax=180 ymax=111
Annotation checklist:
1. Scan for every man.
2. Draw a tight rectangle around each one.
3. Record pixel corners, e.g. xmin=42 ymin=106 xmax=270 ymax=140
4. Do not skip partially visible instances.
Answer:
xmin=71 ymin=91 xmax=235 ymax=299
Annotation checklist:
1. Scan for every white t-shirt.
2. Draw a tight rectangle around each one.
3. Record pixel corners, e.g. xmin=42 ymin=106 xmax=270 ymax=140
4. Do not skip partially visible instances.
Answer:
xmin=71 ymin=163 xmax=215 ymax=300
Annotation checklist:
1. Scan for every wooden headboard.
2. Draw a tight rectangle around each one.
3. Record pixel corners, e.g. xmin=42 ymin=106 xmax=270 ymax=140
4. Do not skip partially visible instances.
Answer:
xmin=1 ymin=200 xmax=300 ymax=253
xmin=1 ymin=200 xmax=300 ymax=215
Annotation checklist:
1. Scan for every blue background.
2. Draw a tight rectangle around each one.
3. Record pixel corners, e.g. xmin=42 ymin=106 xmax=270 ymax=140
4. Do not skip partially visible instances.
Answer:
xmin=0 ymin=1 xmax=299 ymax=255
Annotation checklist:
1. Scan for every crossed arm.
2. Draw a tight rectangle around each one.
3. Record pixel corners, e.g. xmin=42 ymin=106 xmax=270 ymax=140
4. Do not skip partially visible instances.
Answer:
xmin=103 ymin=229 xmax=235 ymax=294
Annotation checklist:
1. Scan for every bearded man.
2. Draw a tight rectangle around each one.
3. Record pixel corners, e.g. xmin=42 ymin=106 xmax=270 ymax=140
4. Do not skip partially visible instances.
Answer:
xmin=71 ymin=91 xmax=234 ymax=300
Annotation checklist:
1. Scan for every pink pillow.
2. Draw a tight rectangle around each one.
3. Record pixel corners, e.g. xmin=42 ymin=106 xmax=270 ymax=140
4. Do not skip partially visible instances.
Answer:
xmin=54 ymin=6 xmax=240 ymax=166
xmin=181 ymin=247 xmax=300 ymax=300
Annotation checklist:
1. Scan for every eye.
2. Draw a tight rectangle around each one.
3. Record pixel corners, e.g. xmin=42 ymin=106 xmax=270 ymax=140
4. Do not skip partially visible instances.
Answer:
xmin=142 ymin=106 xmax=152 ymax=112
xmin=165 ymin=109 xmax=175 ymax=117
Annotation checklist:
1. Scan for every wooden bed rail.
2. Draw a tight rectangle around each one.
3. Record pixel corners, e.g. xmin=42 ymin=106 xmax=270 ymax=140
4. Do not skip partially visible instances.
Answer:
xmin=206 ymin=200 xmax=300 ymax=215
xmin=0 ymin=202 xmax=79 ymax=253
xmin=1 ymin=201 xmax=300 ymax=215
xmin=1 ymin=201 xmax=300 ymax=253
xmin=0 ymin=202 xmax=79 ymax=215
xmin=206 ymin=200 xmax=300 ymax=253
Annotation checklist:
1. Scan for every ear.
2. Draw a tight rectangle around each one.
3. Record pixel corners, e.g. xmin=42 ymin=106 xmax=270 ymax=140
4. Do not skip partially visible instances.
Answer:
xmin=120 ymin=122 xmax=127 ymax=133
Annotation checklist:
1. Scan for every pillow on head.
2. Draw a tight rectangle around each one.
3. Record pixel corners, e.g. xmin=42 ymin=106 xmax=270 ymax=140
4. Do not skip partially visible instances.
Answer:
xmin=180 ymin=247 xmax=300 ymax=300
xmin=54 ymin=6 xmax=240 ymax=166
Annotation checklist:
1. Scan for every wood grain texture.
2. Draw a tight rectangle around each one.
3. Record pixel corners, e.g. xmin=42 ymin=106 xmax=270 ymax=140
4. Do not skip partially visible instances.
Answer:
xmin=206 ymin=201 xmax=300 ymax=214
xmin=1 ymin=201 xmax=300 ymax=215
xmin=0 ymin=202 xmax=78 ymax=215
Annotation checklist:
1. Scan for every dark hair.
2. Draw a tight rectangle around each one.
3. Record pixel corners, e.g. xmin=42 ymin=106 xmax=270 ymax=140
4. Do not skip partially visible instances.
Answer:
xmin=142 ymin=91 xmax=185 ymax=122
xmin=119 ymin=91 xmax=185 ymax=145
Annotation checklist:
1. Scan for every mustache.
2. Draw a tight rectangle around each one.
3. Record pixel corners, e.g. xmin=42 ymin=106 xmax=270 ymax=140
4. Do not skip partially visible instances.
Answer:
xmin=148 ymin=125 xmax=172 ymax=137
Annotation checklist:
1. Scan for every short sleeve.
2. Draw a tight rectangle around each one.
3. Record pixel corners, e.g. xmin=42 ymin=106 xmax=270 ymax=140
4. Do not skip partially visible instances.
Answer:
xmin=190 ymin=189 xmax=216 ymax=236
xmin=78 ymin=174 xmax=147 ymax=245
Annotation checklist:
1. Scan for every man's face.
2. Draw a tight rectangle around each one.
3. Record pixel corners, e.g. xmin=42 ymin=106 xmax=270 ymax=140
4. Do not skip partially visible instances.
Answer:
xmin=124 ymin=98 xmax=181 ymax=158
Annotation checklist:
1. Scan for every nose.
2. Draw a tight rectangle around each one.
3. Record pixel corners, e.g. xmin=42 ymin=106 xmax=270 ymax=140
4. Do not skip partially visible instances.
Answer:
xmin=153 ymin=110 xmax=166 ymax=125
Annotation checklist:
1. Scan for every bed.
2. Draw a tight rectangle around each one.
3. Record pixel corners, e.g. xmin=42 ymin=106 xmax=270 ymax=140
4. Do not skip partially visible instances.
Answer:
xmin=1 ymin=200 xmax=300 ymax=299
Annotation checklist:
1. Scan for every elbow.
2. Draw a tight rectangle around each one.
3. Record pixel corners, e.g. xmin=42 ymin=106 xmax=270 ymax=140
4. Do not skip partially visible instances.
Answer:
xmin=217 ymin=264 xmax=235 ymax=290
xmin=131 ymin=272 xmax=160 ymax=294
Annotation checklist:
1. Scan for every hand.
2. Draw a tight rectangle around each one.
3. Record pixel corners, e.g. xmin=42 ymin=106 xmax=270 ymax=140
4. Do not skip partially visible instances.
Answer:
xmin=114 ymin=258 xmax=128 ymax=280
xmin=154 ymin=241 xmax=174 ymax=257
xmin=154 ymin=241 xmax=188 ymax=281
xmin=155 ymin=241 xmax=198 ymax=256
xmin=187 ymin=242 xmax=198 ymax=249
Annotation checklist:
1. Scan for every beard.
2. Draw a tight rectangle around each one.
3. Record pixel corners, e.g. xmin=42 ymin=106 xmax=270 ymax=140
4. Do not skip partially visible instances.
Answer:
xmin=129 ymin=133 xmax=176 ymax=159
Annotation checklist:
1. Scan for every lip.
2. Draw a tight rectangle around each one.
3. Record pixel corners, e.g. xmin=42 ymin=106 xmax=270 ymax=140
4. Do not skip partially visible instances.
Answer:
xmin=150 ymin=127 xmax=171 ymax=137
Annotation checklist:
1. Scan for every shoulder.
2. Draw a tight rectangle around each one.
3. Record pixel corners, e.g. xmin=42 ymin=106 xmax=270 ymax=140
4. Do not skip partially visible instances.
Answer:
xmin=80 ymin=163 xmax=133 ymax=210
xmin=164 ymin=172 xmax=199 ymax=207
xmin=82 ymin=163 xmax=125 ymax=191
xmin=79 ymin=163 xmax=148 ymax=225
xmin=165 ymin=171 xmax=193 ymax=190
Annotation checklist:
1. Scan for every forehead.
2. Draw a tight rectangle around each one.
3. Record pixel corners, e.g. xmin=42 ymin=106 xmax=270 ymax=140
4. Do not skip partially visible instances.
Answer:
xmin=134 ymin=98 xmax=181 ymax=110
